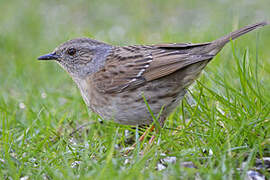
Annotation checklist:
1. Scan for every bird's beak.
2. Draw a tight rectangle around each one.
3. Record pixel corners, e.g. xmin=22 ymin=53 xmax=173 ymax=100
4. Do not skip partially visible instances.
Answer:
xmin=38 ymin=52 xmax=59 ymax=60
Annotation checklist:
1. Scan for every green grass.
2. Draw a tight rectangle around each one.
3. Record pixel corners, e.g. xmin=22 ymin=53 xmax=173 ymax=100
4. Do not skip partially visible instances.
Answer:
xmin=0 ymin=0 xmax=270 ymax=179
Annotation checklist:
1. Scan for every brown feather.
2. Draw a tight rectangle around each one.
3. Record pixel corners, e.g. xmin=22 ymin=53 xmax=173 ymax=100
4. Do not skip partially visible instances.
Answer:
xmin=92 ymin=22 xmax=268 ymax=94
xmin=93 ymin=43 xmax=214 ymax=93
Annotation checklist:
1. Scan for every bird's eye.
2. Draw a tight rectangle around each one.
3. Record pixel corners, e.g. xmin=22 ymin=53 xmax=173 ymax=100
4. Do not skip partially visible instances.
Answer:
xmin=67 ymin=48 xmax=76 ymax=56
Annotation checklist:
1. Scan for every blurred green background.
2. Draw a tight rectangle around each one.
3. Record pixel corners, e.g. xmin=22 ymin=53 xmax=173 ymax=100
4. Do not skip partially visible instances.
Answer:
xmin=0 ymin=0 xmax=269 ymax=107
xmin=0 ymin=0 xmax=269 ymax=179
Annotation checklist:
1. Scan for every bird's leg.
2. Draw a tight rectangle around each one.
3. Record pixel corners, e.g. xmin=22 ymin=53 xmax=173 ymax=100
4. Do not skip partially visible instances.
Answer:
xmin=138 ymin=124 xmax=155 ymax=142
xmin=125 ymin=116 xmax=166 ymax=154
xmin=147 ymin=116 xmax=166 ymax=144
xmin=124 ymin=125 xmax=155 ymax=154
xmin=140 ymin=116 xmax=167 ymax=155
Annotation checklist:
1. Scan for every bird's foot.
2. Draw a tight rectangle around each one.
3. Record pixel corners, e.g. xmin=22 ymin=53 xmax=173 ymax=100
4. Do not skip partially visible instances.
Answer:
xmin=124 ymin=125 xmax=155 ymax=155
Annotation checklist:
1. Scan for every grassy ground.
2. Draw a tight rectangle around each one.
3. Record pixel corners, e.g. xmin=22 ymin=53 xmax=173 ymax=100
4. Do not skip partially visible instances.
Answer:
xmin=0 ymin=0 xmax=270 ymax=179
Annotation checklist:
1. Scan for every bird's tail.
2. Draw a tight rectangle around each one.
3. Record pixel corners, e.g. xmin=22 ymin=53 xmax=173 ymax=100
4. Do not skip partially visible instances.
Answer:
xmin=213 ymin=21 xmax=268 ymax=46
xmin=205 ymin=21 xmax=268 ymax=55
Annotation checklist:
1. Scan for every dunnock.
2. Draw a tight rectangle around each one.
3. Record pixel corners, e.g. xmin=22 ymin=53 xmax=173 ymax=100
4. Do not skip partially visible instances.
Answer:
xmin=38 ymin=22 xmax=267 ymax=126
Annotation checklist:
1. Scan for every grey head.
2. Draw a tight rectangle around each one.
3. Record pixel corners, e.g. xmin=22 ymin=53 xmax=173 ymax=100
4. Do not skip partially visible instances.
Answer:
xmin=38 ymin=38 xmax=113 ymax=78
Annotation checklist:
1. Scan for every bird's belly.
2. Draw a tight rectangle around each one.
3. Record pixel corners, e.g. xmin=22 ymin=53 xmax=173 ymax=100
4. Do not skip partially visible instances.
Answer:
xmin=87 ymin=61 xmax=208 ymax=125
xmin=88 ymin=77 xmax=188 ymax=125
xmin=89 ymin=93 xmax=174 ymax=125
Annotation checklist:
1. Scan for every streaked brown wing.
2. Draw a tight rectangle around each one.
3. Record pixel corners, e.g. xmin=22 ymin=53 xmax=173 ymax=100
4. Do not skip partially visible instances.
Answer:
xmin=92 ymin=46 xmax=152 ymax=93
xmin=93 ymin=43 xmax=214 ymax=93
xmin=155 ymin=42 xmax=211 ymax=48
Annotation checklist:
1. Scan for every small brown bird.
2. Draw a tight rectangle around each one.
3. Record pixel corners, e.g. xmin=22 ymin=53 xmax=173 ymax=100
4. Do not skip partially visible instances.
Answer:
xmin=38 ymin=22 xmax=267 ymax=126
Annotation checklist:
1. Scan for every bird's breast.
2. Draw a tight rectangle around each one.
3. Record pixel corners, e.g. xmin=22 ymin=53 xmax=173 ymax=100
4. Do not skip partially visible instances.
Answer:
xmin=73 ymin=77 xmax=92 ymax=107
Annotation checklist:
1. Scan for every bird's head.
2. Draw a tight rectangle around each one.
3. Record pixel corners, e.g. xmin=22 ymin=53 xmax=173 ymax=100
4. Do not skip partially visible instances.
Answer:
xmin=38 ymin=38 xmax=112 ymax=78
